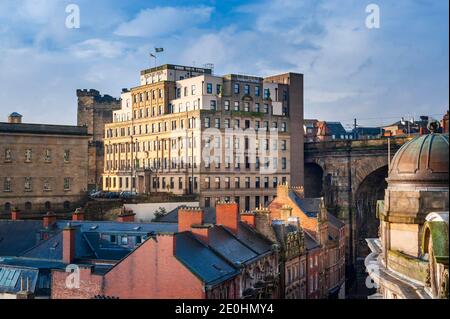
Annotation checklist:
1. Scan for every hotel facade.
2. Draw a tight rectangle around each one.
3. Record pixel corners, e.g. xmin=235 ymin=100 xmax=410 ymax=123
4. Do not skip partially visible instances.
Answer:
xmin=103 ymin=64 xmax=304 ymax=210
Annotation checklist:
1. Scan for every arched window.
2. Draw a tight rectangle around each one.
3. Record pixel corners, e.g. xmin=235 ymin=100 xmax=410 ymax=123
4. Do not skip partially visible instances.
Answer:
xmin=63 ymin=201 xmax=71 ymax=211
xmin=44 ymin=201 xmax=51 ymax=210
xmin=25 ymin=202 xmax=32 ymax=211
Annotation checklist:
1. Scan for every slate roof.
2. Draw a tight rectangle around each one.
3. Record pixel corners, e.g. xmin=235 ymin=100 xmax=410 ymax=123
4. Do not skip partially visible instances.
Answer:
xmin=288 ymin=191 xmax=321 ymax=218
xmin=0 ymin=221 xmax=42 ymax=257
xmin=22 ymin=221 xmax=178 ymax=262
xmin=326 ymin=122 xmax=348 ymax=136
xmin=208 ymin=226 xmax=259 ymax=266
xmin=174 ymin=232 xmax=238 ymax=286
xmin=0 ymin=122 xmax=89 ymax=136
xmin=155 ymin=207 xmax=216 ymax=224
xmin=304 ymin=231 xmax=320 ymax=250
xmin=327 ymin=213 xmax=345 ymax=229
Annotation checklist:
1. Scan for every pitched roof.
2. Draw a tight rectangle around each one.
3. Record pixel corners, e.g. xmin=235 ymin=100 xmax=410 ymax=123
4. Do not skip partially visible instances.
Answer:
xmin=327 ymin=213 xmax=345 ymax=229
xmin=20 ymin=220 xmax=178 ymax=262
xmin=208 ymin=226 xmax=258 ymax=266
xmin=304 ymin=231 xmax=320 ymax=250
xmin=0 ymin=221 xmax=42 ymax=257
xmin=174 ymin=232 xmax=238 ymax=286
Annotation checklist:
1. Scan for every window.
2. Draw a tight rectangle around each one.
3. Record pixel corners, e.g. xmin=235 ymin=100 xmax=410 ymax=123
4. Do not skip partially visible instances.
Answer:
xmin=215 ymin=177 xmax=221 ymax=189
xmin=25 ymin=149 xmax=32 ymax=162
xmin=245 ymin=177 xmax=251 ymax=188
xmin=63 ymin=201 xmax=71 ymax=210
xmin=64 ymin=178 xmax=71 ymax=191
xmin=264 ymin=177 xmax=269 ymax=189
xmin=264 ymin=104 xmax=269 ymax=114
xmin=44 ymin=201 xmax=51 ymax=211
xmin=24 ymin=177 xmax=32 ymax=192
xmin=273 ymin=177 xmax=278 ymax=188
xmin=281 ymin=140 xmax=287 ymax=151
xmin=64 ymin=150 xmax=70 ymax=163
xmin=3 ymin=177 xmax=12 ymax=192
xmin=255 ymin=177 xmax=260 ymax=189
xmin=234 ymin=119 xmax=240 ymax=128
xmin=234 ymin=101 xmax=240 ymax=111
xmin=215 ymin=118 xmax=221 ymax=129
xmin=224 ymin=100 xmax=230 ymax=111
xmin=191 ymin=85 xmax=196 ymax=95
xmin=210 ymin=100 xmax=217 ymax=111
xmin=207 ymin=83 xmax=213 ymax=94
xmin=282 ymin=158 xmax=287 ymax=170
xmin=235 ymin=177 xmax=240 ymax=189
xmin=43 ymin=178 xmax=51 ymax=192
xmin=281 ymin=122 xmax=287 ymax=132
xmin=205 ymin=197 xmax=211 ymax=208
xmin=225 ymin=177 xmax=231 ymax=189
xmin=216 ymin=84 xmax=222 ymax=95
xmin=179 ymin=177 xmax=183 ymax=190
xmin=224 ymin=119 xmax=230 ymax=128
xmin=205 ymin=177 xmax=211 ymax=189
xmin=255 ymin=103 xmax=260 ymax=113
xmin=204 ymin=118 xmax=211 ymax=128
xmin=264 ymin=88 xmax=270 ymax=99
xmin=244 ymin=84 xmax=250 ymax=95
xmin=234 ymin=83 xmax=240 ymax=94
xmin=43 ymin=149 xmax=52 ymax=162
xmin=255 ymin=86 xmax=260 ymax=97
xmin=244 ymin=102 xmax=250 ymax=112
xmin=25 ymin=202 xmax=32 ymax=211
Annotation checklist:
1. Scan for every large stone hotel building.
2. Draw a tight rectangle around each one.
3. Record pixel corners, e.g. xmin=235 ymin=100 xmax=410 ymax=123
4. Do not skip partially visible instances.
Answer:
xmin=103 ymin=64 xmax=304 ymax=210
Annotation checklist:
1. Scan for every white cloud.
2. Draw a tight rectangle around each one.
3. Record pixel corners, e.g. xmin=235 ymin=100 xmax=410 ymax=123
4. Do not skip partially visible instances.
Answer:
xmin=70 ymin=39 xmax=127 ymax=59
xmin=115 ymin=6 xmax=214 ymax=37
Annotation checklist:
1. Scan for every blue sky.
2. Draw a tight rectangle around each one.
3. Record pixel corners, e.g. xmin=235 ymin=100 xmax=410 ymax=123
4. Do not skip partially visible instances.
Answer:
xmin=0 ymin=0 xmax=448 ymax=128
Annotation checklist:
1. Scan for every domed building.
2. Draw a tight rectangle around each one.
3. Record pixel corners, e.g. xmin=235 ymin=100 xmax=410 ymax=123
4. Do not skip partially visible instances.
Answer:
xmin=365 ymin=125 xmax=449 ymax=299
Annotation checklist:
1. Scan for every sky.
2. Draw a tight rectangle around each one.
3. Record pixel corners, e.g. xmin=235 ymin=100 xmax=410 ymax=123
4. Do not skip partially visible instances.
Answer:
xmin=0 ymin=0 xmax=448 ymax=129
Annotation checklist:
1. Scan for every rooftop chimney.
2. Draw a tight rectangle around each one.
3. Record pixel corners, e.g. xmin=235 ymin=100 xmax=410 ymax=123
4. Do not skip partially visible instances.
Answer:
xmin=178 ymin=207 xmax=204 ymax=233
xmin=117 ymin=208 xmax=136 ymax=223
xmin=43 ymin=212 xmax=57 ymax=228
xmin=11 ymin=207 xmax=20 ymax=221
xmin=8 ymin=112 xmax=22 ymax=124
xmin=216 ymin=202 xmax=239 ymax=235
xmin=191 ymin=224 xmax=213 ymax=245
xmin=72 ymin=208 xmax=85 ymax=221
xmin=63 ymin=223 xmax=76 ymax=264
xmin=240 ymin=212 xmax=256 ymax=228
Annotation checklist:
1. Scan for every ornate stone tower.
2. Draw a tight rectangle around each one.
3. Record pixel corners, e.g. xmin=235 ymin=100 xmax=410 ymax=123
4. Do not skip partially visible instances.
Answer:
xmin=367 ymin=125 xmax=449 ymax=299
xmin=77 ymin=89 xmax=120 ymax=190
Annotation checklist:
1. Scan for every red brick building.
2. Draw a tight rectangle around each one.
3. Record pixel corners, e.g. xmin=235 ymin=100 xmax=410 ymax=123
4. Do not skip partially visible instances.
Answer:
xmin=49 ymin=203 xmax=279 ymax=299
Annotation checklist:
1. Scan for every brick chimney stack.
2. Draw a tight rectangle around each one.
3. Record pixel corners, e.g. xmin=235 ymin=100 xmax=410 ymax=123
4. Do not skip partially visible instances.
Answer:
xmin=72 ymin=208 xmax=85 ymax=221
xmin=11 ymin=207 xmax=20 ymax=221
xmin=63 ymin=223 xmax=77 ymax=264
xmin=216 ymin=202 xmax=239 ymax=235
xmin=43 ymin=212 xmax=57 ymax=228
xmin=117 ymin=208 xmax=136 ymax=223
xmin=178 ymin=207 xmax=204 ymax=233
xmin=240 ymin=212 xmax=256 ymax=228
xmin=191 ymin=224 xmax=212 ymax=245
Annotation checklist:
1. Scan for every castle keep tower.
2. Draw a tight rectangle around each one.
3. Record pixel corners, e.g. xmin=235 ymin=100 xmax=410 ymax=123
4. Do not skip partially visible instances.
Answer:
xmin=77 ymin=89 xmax=120 ymax=190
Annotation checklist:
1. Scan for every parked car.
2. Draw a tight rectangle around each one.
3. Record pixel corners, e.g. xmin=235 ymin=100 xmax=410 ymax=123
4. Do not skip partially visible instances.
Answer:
xmin=120 ymin=191 xmax=138 ymax=199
